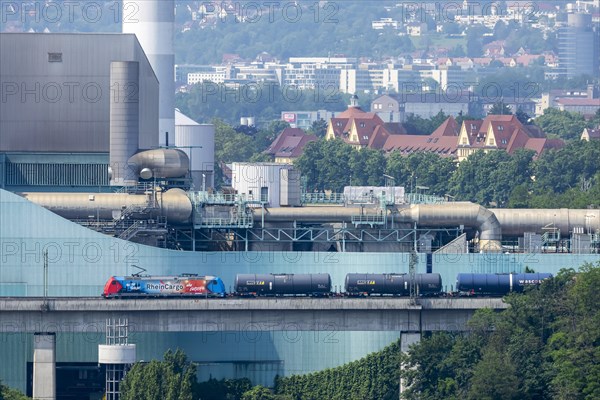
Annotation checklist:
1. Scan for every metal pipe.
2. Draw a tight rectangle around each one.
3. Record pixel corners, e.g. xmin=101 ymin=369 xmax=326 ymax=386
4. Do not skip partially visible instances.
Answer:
xmin=20 ymin=189 xmax=192 ymax=224
xmin=490 ymin=208 xmax=600 ymax=236
xmin=398 ymin=203 xmax=502 ymax=251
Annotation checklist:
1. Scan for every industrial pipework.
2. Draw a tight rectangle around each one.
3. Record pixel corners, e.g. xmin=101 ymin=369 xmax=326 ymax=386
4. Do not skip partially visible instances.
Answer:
xmin=18 ymin=190 xmax=600 ymax=251
xmin=20 ymin=189 xmax=192 ymax=224
xmin=253 ymin=202 xmax=504 ymax=251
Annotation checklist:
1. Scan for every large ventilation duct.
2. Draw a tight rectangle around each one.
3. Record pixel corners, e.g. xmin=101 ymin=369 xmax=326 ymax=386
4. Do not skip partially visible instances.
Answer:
xmin=20 ymin=189 xmax=192 ymax=224
xmin=128 ymin=149 xmax=189 ymax=179
xmin=400 ymin=203 xmax=502 ymax=251
xmin=109 ymin=61 xmax=140 ymax=186
xmin=491 ymin=208 xmax=600 ymax=236
xmin=123 ymin=0 xmax=175 ymax=147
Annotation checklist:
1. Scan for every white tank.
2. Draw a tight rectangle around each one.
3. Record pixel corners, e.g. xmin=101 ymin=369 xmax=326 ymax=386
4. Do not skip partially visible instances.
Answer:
xmin=123 ymin=0 xmax=175 ymax=147
xmin=240 ymin=117 xmax=249 ymax=126
xmin=175 ymin=111 xmax=215 ymax=189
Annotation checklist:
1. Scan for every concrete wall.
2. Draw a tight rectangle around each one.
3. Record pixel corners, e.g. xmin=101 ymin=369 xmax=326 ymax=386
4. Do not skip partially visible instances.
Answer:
xmin=0 ymin=33 xmax=158 ymax=153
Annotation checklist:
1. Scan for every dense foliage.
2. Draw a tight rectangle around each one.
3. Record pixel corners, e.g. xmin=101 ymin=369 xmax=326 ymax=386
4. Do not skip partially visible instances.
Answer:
xmin=0 ymin=382 xmax=30 ymax=400
xmin=401 ymin=262 xmax=600 ymax=400
xmin=274 ymin=339 xmax=402 ymax=400
xmin=535 ymin=108 xmax=598 ymax=141
xmin=295 ymin=138 xmax=600 ymax=208
xmin=120 ymin=349 xmax=197 ymax=400
xmin=196 ymin=378 xmax=253 ymax=400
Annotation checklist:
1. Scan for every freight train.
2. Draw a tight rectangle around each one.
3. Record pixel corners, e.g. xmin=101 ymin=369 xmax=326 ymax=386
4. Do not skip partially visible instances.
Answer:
xmin=102 ymin=272 xmax=552 ymax=298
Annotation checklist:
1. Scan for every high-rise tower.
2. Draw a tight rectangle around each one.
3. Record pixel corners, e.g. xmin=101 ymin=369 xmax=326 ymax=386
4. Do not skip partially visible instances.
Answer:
xmin=558 ymin=13 xmax=600 ymax=79
xmin=122 ymin=0 xmax=175 ymax=147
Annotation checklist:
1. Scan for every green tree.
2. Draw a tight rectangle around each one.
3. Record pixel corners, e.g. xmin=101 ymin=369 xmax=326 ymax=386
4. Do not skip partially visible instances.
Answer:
xmin=120 ymin=349 xmax=197 ymax=400
xmin=307 ymin=119 xmax=328 ymax=139
xmin=534 ymin=108 xmax=587 ymax=141
xmin=515 ymin=107 xmax=531 ymax=124
xmin=467 ymin=349 xmax=519 ymax=400
xmin=449 ymin=149 xmax=535 ymax=206
xmin=276 ymin=339 xmax=402 ymax=400
xmin=241 ymin=385 xmax=291 ymax=400
xmin=386 ymin=152 xmax=456 ymax=196
xmin=196 ymin=378 xmax=253 ymax=400
xmin=487 ymin=101 xmax=512 ymax=116
xmin=0 ymin=381 xmax=30 ymax=400
xmin=295 ymin=139 xmax=387 ymax=192
xmin=214 ymin=119 xmax=262 ymax=164
xmin=546 ymin=263 xmax=600 ymax=400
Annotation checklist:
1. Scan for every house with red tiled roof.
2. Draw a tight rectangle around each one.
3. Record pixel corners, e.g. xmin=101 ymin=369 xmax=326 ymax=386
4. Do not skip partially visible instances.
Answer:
xmin=581 ymin=127 xmax=600 ymax=141
xmin=456 ymin=115 xmax=563 ymax=161
xmin=483 ymin=41 xmax=506 ymax=57
xmin=264 ymin=127 xmax=317 ymax=164
xmin=382 ymin=116 xmax=460 ymax=157
xmin=326 ymin=95 xmax=393 ymax=149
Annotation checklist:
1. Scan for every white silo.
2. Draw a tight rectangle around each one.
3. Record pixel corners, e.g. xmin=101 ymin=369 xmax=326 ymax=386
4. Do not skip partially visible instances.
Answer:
xmin=175 ymin=110 xmax=215 ymax=190
xmin=123 ymin=0 xmax=175 ymax=147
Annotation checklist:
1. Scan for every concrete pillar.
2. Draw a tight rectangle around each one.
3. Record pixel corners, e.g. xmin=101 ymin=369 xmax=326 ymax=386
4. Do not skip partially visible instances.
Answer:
xmin=33 ymin=332 xmax=56 ymax=400
xmin=400 ymin=332 xmax=421 ymax=396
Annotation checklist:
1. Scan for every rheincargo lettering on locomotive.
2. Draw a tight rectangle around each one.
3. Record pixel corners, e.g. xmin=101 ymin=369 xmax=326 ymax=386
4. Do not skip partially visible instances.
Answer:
xmin=146 ymin=283 xmax=184 ymax=291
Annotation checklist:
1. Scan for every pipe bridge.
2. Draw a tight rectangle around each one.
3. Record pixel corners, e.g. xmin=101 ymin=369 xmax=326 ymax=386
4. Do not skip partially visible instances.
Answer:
xmin=0 ymin=298 xmax=507 ymax=333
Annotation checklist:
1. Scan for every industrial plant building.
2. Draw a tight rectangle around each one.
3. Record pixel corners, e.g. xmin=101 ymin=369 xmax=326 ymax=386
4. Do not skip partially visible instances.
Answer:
xmin=1 ymin=8 xmax=599 ymax=400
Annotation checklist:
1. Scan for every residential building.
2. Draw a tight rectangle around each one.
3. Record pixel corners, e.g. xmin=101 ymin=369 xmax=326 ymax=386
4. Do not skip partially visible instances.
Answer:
xmin=456 ymin=115 xmax=563 ymax=161
xmin=537 ymin=84 xmax=600 ymax=117
xmin=383 ymin=116 xmax=460 ymax=158
xmin=581 ymin=127 xmax=600 ymax=141
xmin=264 ymin=128 xmax=318 ymax=164
xmin=326 ymin=96 xmax=393 ymax=149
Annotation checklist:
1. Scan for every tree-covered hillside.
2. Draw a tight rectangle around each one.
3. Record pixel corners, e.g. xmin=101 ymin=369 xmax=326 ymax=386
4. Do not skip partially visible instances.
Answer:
xmin=401 ymin=262 xmax=600 ymax=400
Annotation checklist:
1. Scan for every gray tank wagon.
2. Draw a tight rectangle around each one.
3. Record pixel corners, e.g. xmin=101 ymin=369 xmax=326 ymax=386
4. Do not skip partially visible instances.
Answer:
xmin=345 ymin=273 xmax=443 ymax=296
xmin=234 ymin=273 xmax=332 ymax=296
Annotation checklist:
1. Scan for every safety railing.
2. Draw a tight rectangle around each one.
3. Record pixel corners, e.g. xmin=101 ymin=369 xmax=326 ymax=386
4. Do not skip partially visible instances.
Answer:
xmin=301 ymin=192 xmax=346 ymax=204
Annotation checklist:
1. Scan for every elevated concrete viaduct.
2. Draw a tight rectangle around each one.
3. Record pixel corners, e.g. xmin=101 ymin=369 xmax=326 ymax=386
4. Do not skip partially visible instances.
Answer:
xmin=0 ymin=297 xmax=507 ymax=333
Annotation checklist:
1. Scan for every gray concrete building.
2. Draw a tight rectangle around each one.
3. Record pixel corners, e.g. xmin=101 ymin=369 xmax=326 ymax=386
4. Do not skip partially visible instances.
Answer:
xmin=0 ymin=33 xmax=159 ymax=190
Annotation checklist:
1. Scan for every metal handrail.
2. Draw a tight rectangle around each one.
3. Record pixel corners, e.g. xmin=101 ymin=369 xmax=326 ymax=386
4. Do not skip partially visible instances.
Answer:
xmin=406 ymin=193 xmax=446 ymax=204
xmin=301 ymin=192 xmax=346 ymax=204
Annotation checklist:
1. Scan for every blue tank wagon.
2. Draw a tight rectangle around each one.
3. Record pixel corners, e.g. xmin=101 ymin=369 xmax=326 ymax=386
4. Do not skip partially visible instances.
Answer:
xmin=456 ymin=273 xmax=553 ymax=295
